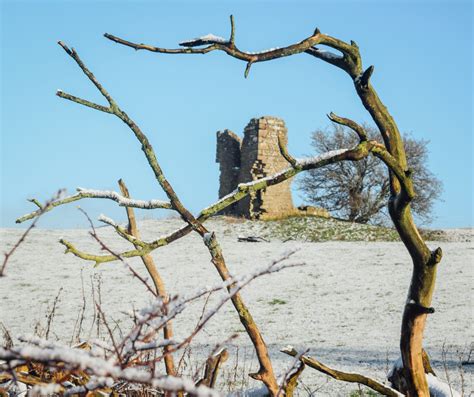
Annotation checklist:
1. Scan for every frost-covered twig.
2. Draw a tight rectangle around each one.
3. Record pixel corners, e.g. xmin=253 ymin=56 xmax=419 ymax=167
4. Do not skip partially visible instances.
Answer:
xmin=16 ymin=187 xmax=172 ymax=224
xmin=2 ymin=190 xmax=65 ymax=276
xmin=98 ymin=214 xmax=147 ymax=248
xmin=148 ymin=251 xmax=303 ymax=363
xmin=1 ymin=254 xmax=300 ymax=396
xmin=0 ymin=344 xmax=220 ymax=397
xmin=120 ymin=251 xmax=300 ymax=364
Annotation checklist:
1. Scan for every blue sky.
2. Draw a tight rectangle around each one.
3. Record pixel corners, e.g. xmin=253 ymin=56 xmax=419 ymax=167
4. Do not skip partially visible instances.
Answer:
xmin=1 ymin=0 xmax=472 ymax=229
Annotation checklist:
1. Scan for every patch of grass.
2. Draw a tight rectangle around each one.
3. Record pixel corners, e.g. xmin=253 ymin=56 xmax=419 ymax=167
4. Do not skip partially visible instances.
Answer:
xmin=265 ymin=216 xmax=403 ymax=242
xmin=349 ymin=389 xmax=382 ymax=396
xmin=268 ymin=298 xmax=287 ymax=305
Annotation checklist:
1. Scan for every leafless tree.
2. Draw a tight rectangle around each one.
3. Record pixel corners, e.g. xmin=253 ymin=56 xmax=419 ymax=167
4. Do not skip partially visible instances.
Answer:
xmin=298 ymin=124 xmax=442 ymax=224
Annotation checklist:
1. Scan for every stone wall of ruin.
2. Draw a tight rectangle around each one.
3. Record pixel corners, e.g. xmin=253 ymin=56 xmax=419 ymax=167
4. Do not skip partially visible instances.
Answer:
xmin=216 ymin=116 xmax=295 ymax=219
xmin=215 ymin=129 xmax=242 ymax=215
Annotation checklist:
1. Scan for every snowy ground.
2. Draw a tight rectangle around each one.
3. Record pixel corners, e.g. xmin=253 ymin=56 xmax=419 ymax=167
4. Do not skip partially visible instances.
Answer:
xmin=1 ymin=218 xmax=472 ymax=396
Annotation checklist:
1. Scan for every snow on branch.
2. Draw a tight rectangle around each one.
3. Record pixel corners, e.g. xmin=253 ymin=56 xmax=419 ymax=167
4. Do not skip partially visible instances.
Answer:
xmin=77 ymin=188 xmax=172 ymax=209
xmin=105 ymin=16 xmax=364 ymax=79
xmin=295 ymin=148 xmax=350 ymax=167
xmin=0 ymin=343 xmax=219 ymax=397
xmin=180 ymin=34 xmax=229 ymax=47
xmin=16 ymin=188 xmax=172 ymax=224
xmin=60 ymin=143 xmax=369 ymax=266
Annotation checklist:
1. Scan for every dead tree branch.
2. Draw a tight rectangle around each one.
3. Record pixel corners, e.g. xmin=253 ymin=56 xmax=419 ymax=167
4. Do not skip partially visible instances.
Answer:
xmin=281 ymin=347 xmax=403 ymax=397
xmin=116 ymin=179 xmax=177 ymax=379
xmin=16 ymin=187 xmax=172 ymax=224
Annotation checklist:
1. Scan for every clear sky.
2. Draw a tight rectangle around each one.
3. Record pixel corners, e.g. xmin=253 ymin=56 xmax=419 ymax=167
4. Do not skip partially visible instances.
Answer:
xmin=1 ymin=0 xmax=472 ymax=229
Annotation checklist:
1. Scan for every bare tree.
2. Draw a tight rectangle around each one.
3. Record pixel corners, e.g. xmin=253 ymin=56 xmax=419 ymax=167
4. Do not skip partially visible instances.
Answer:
xmin=298 ymin=124 xmax=442 ymax=224
xmin=11 ymin=15 xmax=447 ymax=396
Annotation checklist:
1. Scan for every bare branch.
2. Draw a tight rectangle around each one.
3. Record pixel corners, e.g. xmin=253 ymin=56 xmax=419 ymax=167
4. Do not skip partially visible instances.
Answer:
xmin=98 ymin=214 xmax=147 ymax=248
xmin=281 ymin=346 xmax=403 ymax=397
xmin=370 ymin=143 xmax=416 ymax=204
xmin=357 ymin=65 xmax=375 ymax=89
xmin=117 ymin=178 xmax=177 ymax=378
xmin=16 ymin=188 xmax=172 ymax=224
xmin=327 ymin=112 xmax=367 ymax=141
xmin=56 ymin=90 xmax=113 ymax=113
xmin=277 ymin=131 xmax=297 ymax=167
xmin=27 ymin=198 xmax=43 ymax=209
xmin=105 ymin=29 xmax=322 ymax=63
xmin=58 ymin=41 xmax=118 ymax=109
xmin=104 ymin=18 xmax=365 ymax=80
xmin=229 ymin=15 xmax=235 ymax=46
xmin=2 ymin=191 xmax=65 ymax=276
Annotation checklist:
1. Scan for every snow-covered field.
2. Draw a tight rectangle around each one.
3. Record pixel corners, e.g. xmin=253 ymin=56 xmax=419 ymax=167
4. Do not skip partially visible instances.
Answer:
xmin=1 ymin=218 xmax=473 ymax=396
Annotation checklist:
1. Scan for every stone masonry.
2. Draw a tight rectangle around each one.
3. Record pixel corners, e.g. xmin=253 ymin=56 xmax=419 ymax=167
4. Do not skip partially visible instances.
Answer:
xmin=216 ymin=116 xmax=295 ymax=219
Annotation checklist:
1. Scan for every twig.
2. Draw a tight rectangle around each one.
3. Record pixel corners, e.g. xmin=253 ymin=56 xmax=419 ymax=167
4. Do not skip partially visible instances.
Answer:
xmin=44 ymin=288 xmax=63 ymax=340
xmin=2 ymin=190 xmax=65 ymax=276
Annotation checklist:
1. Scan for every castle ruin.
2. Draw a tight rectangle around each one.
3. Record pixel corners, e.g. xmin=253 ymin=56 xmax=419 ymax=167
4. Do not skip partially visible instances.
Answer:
xmin=216 ymin=116 xmax=295 ymax=219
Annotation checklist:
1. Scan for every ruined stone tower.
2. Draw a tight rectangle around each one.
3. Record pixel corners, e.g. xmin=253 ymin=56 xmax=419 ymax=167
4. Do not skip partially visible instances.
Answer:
xmin=216 ymin=116 xmax=295 ymax=219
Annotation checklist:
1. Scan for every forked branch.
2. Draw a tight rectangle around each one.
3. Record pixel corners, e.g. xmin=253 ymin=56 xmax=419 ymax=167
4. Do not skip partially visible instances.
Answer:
xmin=105 ymin=16 xmax=363 ymax=78
xmin=281 ymin=347 xmax=403 ymax=397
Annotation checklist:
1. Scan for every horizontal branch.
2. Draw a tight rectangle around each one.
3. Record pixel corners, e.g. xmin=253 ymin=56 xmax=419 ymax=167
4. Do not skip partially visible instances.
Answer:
xmin=57 ymin=90 xmax=113 ymax=113
xmin=104 ymin=17 xmax=363 ymax=78
xmin=281 ymin=347 xmax=403 ymax=397
xmin=16 ymin=188 xmax=172 ymax=224
xmin=60 ymin=143 xmax=371 ymax=265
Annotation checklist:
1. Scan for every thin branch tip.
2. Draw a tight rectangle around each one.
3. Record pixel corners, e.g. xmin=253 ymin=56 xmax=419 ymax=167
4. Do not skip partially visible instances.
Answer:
xmin=244 ymin=61 xmax=253 ymax=78
xmin=327 ymin=112 xmax=367 ymax=141
xmin=359 ymin=65 xmax=374 ymax=87
xmin=229 ymin=15 xmax=235 ymax=44
xmin=429 ymin=247 xmax=443 ymax=266
xmin=57 ymin=40 xmax=72 ymax=55
xmin=27 ymin=198 xmax=43 ymax=209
